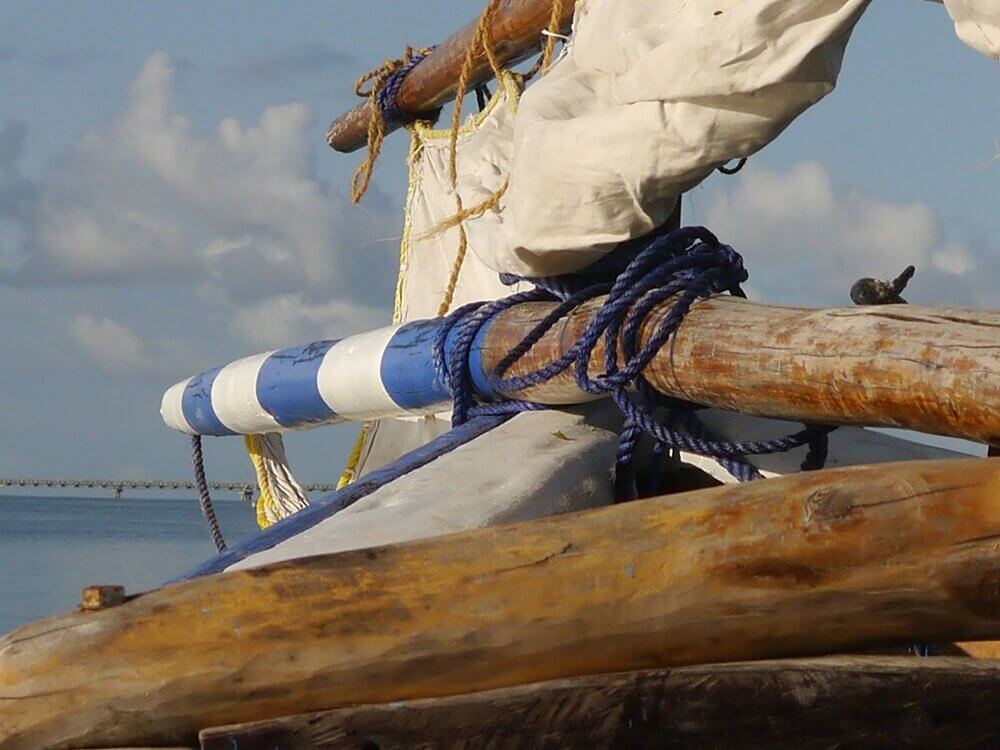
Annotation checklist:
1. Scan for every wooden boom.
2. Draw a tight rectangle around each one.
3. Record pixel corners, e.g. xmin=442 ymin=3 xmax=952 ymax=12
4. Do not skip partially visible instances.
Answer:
xmin=326 ymin=0 xmax=575 ymax=153
xmin=1 ymin=458 xmax=998 ymax=749
xmin=199 ymin=657 xmax=1000 ymax=749
xmin=479 ymin=299 xmax=1000 ymax=443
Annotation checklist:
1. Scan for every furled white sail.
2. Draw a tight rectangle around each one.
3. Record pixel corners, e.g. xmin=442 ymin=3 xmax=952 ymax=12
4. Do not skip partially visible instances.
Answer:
xmin=474 ymin=0 xmax=873 ymax=277
xmin=461 ymin=0 xmax=995 ymax=279
xmin=937 ymin=0 xmax=1000 ymax=59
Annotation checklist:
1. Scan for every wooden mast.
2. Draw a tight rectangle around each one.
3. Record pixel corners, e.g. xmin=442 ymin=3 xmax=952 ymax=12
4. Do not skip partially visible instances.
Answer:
xmin=476 ymin=298 xmax=1000 ymax=443
xmin=2 ymin=457 xmax=998 ymax=749
xmin=326 ymin=0 xmax=575 ymax=153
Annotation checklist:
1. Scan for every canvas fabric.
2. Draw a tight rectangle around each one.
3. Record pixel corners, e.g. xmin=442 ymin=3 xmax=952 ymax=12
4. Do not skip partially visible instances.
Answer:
xmin=938 ymin=0 xmax=1000 ymax=59
xmin=350 ymin=75 xmax=529 ymax=478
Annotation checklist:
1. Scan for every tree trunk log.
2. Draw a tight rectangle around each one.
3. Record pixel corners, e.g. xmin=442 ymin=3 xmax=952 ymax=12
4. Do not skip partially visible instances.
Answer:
xmin=479 ymin=299 xmax=1000 ymax=443
xmin=327 ymin=0 xmax=576 ymax=153
xmin=198 ymin=657 xmax=1000 ymax=750
xmin=1 ymin=458 xmax=998 ymax=749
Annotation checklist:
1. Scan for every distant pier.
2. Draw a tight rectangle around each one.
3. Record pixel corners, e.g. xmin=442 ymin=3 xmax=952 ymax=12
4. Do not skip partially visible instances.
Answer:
xmin=0 ymin=478 xmax=339 ymax=502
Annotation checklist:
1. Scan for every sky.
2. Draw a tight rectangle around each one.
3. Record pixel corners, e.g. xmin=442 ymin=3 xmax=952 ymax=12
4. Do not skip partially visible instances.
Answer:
xmin=0 ymin=0 xmax=997 ymax=487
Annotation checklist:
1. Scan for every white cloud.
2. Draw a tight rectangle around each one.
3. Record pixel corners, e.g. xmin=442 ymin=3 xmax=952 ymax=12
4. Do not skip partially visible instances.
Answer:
xmin=68 ymin=315 xmax=151 ymax=375
xmin=701 ymin=161 xmax=996 ymax=307
xmin=4 ymin=53 xmax=396 ymax=341
xmin=229 ymin=294 xmax=388 ymax=349
xmin=68 ymin=314 xmax=206 ymax=377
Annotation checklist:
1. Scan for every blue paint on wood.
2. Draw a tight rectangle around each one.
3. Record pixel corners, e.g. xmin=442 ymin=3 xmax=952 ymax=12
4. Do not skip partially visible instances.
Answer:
xmin=257 ymin=340 xmax=339 ymax=427
xmin=181 ymin=367 xmax=237 ymax=437
xmin=380 ymin=320 xmax=452 ymax=410
xmin=172 ymin=415 xmax=512 ymax=581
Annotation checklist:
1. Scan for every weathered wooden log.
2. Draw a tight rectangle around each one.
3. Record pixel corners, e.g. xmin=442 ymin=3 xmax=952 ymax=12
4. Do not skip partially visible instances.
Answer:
xmin=326 ymin=0 xmax=575 ymax=153
xmin=480 ymin=299 xmax=1000 ymax=443
xmin=199 ymin=657 xmax=1000 ymax=750
xmin=1 ymin=458 xmax=998 ymax=749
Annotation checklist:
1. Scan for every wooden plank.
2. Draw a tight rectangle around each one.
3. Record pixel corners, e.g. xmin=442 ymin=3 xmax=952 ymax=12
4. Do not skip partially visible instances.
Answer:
xmin=479 ymin=298 xmax=1000 ymax=443
xmin=1 ymin=458 xmax=999 ymax=749
xmin=327 ymin=0 xmax=576 ymax=153
xmin=958 ymin=641 xmax=1000 ymax=659
xmin=199 ymin=657 xmax=1000 ymax=749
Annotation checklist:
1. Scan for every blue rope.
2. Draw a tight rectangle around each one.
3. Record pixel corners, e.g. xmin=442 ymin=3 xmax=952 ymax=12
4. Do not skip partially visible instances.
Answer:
xmin=433 ymin=226 xmax=834 ymax=493
xmin=375 ymin=50 xmax=435 ymax=126
xmin=191 ymin=435 xmax=227 ymax=553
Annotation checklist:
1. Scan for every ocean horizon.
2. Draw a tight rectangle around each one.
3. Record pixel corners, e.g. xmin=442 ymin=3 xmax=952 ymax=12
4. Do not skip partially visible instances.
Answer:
xmin=0 ymin=493 xmax=260 ymax=634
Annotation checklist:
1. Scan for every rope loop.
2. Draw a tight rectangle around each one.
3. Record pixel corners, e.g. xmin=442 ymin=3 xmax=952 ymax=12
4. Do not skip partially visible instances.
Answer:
xmin=351 ymin=46 xmax=436 ymax=204
xmin=433 ymin=226 xmax=834 ymax=492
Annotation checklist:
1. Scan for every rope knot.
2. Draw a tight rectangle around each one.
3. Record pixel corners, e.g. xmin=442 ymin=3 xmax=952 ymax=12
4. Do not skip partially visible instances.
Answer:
xmin=372 ymin=50 xmax=436 ymax=126
xmin=351 ymin=46 xmax=435 ymax=203
xmin=432 ymin=225 xmax=833 ymax=491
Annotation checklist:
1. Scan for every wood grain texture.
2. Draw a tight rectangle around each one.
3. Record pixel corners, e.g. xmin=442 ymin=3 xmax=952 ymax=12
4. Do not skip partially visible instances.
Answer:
xmin=1 ymin=458 xmax=998 ymax=749
xmin=479 ymin=298 xmax=1000 ymax=442
xmin=198 ymin=657 xmax=1000 ymax=749
xmin=327 ymin=0 xmax=576 ymax=152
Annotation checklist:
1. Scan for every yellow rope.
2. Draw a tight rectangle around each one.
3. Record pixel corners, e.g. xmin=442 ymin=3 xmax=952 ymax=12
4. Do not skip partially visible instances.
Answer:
xmin=423 ymin=178 xmax=510 ymax=240
xmin=336 ymin=421 xmax=371 ymax=489
xmin=433 ymin=178 xmax=509 ymax=317
xmin=525 ymin=0 xmax=567 ymax=80
xmin=435 ymin=0 xmax=564 ymax=315
xmin=338 ymin=0 xmax=566 ymax=482
xmin=350 ymin=46 xmax=432 ymax=204
xmin=245 ymin=434 xmax=279 ymax=529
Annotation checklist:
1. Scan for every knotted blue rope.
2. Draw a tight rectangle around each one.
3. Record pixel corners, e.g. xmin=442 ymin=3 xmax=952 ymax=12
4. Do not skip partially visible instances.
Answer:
xmin=433 ymin=226 xmax=834 ymax=495
xmin=375 ymin=50 xmax=435 ymax=126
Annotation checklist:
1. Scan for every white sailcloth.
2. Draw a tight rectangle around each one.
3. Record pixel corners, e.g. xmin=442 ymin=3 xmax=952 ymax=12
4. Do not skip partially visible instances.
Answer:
xmin=348 ymin=75 xmax=529 ymax=479
xmin=937 ymin=0 xmax=1000 ymax=59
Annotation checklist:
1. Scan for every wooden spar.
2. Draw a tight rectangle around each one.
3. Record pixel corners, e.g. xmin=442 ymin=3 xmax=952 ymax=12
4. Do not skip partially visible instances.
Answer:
xmin=478 ymin=298 xmax=1000 ymax=443
xmin=198 ymin=657 xmax=1000 ymax=750
xmin=1 ymin=458 xmax=999 ymax=749
xmin=326 ymin=0 xmax=576 ymax=153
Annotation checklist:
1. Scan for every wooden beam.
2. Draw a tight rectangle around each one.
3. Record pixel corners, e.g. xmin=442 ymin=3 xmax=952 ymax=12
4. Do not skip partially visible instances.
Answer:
xmin=326 ymin=0 xmax=576 ymax=153
xmin=1 ymin=458 xmax=998 ymax=749
xmin=199 ymin=657 xmax=1000 ymax=749
xmin=479 ymin=299 xmax=1000 ymax=443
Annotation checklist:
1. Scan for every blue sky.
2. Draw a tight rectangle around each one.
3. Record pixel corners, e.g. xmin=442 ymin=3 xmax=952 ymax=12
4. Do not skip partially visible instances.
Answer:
xmin=1 ymin=0 xmax=997 ymax=486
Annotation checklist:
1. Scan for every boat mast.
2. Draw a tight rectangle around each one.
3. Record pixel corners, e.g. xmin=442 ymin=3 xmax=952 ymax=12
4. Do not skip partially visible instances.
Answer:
xmin=326 ymin=0 xmax=575 ymax=153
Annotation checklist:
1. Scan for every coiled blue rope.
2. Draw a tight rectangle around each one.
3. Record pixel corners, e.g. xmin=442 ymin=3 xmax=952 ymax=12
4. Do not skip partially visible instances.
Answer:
xmin=375 ymin=50 xmax=435 ymax=126
xmin=433 ymin=226 xmax=833 ymax=495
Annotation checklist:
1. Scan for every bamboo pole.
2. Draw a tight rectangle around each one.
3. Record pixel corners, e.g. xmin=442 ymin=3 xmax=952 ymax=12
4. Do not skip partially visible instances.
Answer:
xmin=477 ymin=298 xmax=1000 ymax=443
xmin=326 ymin=0 xmax=575 ymax=153
xmin=1 ymin=458 xmax=998 ymax=749
xmin=199 ymin=657 xmax=1000 ymax=750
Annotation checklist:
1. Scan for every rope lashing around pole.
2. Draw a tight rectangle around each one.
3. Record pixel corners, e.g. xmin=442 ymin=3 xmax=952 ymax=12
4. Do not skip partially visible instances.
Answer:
xmin=432 ymin=226 xmax=835 ymax=494
xmin=191 ymin=435 xmax=227 ymax=553
xmin=351 ymin=47 xmax=436 ymax=203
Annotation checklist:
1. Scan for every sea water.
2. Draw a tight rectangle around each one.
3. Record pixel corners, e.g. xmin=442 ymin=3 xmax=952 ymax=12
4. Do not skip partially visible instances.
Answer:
xmin=0 ymin=494 xmax=260 ymax=634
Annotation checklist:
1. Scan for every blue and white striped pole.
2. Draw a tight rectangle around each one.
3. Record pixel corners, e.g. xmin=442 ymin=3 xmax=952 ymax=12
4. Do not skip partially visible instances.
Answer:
xmin=161 ymin=320 xmax=500 ymax=437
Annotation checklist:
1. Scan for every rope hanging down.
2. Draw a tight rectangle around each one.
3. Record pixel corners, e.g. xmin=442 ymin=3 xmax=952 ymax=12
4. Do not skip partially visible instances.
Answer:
xmin=433 ymin=225 xmax=833 ymax=495
xmin=351 ymin=47 xmax=436 ymax=203
xmin=191 ymin=435 xmax=227 ymax=553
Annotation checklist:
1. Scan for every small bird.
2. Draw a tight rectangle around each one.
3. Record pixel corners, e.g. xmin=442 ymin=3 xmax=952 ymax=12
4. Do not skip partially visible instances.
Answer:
xmin=850 ymin=265 xmax=916 ymax=306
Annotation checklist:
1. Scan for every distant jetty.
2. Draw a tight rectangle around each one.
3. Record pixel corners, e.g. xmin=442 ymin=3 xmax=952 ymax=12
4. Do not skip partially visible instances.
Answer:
xmin=0 ymin=477 xmax=338 ymax=501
